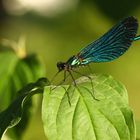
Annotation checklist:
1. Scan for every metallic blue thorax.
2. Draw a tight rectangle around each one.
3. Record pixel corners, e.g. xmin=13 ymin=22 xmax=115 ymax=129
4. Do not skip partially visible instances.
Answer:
xmin=66 ymin=55 xmax=89 ymax=67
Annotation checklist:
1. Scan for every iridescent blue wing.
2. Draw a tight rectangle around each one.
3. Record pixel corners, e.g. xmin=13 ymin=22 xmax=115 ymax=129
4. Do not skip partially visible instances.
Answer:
xmin=78 ymin=16 xmax=138 ymax=63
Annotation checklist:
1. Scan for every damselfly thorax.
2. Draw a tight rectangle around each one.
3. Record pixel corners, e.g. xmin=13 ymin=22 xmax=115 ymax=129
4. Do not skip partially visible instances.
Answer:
xmin=57 ymin=54 xmax=87 ymax=72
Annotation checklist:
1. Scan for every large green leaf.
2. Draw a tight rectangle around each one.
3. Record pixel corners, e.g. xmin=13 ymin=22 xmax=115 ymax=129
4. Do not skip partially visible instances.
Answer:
xmin=42 ymin=74 xmax=135 ymax=140
xmin=0 ymin=77 xmax=49 ymax=139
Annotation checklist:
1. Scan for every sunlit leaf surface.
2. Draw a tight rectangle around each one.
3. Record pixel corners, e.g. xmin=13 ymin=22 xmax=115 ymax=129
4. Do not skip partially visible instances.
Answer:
xmin=42 ymin=74 xmax=135 ymax=140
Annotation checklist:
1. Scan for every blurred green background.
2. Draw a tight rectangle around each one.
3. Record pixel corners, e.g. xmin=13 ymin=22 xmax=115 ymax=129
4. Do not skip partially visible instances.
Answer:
xmin=0 ymin=0 xmax=140 ymax=139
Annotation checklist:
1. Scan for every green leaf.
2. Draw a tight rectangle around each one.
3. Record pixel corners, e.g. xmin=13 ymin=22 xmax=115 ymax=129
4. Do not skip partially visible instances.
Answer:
xmin=42 ymin=74 xmax=135 ymax=140
xmin=0 ymin=77 xmax=49 ymax=139
xmin=0 ymin=52 xmax=45 ymax=110
xmin=0 ymin=51 xmax=45 ymax=139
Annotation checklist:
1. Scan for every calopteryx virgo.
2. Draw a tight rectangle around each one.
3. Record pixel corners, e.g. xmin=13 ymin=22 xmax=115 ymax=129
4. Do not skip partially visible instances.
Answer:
xmin=55 ymin=16 xmax=140 ymax=81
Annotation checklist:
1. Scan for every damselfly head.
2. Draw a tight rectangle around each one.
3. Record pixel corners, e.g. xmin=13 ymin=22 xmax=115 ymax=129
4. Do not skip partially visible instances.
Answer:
xmin=57 ymin=62 xmax=65 ymax=72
